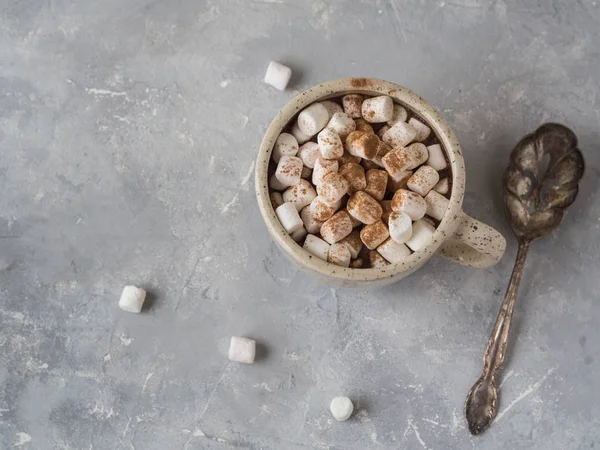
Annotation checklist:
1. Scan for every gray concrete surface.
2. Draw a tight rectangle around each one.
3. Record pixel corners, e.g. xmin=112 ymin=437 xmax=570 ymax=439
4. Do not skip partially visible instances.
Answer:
xmin=1 ymin=0 xmax=599 ymax=448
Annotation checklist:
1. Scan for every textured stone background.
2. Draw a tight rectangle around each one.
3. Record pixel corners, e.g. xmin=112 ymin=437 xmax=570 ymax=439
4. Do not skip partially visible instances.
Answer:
xmin=1 ymin=0 xmax=599 ymax=449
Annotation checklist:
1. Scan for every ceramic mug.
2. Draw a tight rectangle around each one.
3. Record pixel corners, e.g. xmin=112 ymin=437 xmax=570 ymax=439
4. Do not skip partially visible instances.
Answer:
xmin=255 ymin=78 xmax=506 ymax=287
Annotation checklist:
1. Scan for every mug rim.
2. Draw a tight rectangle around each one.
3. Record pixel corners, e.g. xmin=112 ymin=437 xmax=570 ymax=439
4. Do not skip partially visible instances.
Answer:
xmin=255 ymin=77 xmax=466 ymax=282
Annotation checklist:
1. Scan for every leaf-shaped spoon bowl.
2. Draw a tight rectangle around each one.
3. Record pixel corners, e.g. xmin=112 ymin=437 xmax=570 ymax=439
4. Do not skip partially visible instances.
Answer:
xmin=465 ymin=123 xmax=585 ymax=435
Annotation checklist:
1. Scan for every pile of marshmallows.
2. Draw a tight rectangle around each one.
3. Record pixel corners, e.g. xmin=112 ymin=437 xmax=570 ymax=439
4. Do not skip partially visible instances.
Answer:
xmin=270 ymin=94 xmax=451 ymax=269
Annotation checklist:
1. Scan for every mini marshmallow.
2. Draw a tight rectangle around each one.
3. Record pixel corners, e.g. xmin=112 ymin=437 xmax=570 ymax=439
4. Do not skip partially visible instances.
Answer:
xmin=275 ymin=155 xmax=303 ymax=186
xmin=312 ymin=157 xmax=339 ymax=186
xmin=364 ymin=169 xmax=388 ymax=201
xmin=275 ymin=202 xmax=304 ymax=233
xmin=349 ymin=258 xmax=364 ymax=268
xmin=290 ymin=226 xmax=307 ymax=243
xmin=339 ymin=230 xmax=363 ymax=258
xmin=424 ymin=190 xmax=449 ymax=221
xmin=330 ymin=396 xmax=354 ymax=421
xmin=391 ymin=189 xmax=427 ymax=220
xmin=339 ymin=163 xmax=367 ymax=194
xmin=370 ymin=250 xmax=390 ymax=268
xmin=403 ymin=143 xmax=429 ymax=169
xmin=318 ymin=127 xmax=344 ymax=160
xmin=388 ymin=210 xmax=413 ymax=244
xmin=320 ymin=100 xmax=343 ymax=119
xmin=327 ymin=112 xmax=356 ymax=139
xmin=321 ymin=211 xmax=353 ymax=244
xmin=269 ymin=173 xmax=288 ymax=191
xmin=303 ymin=234 xmax=330 ymax=261
xmin=291 ymin=122 xmax=311 ymax=144
xmin=300 ymin=204 xmax=325 ymax=233
xmin=228 ymin=336 xmax=256 ymax=364
xmin=434 ymin=177 xmax=450 ymax=195
xmin=119 ymin=286 xmax=146 ymax=313
xmin=408 ymin=117 xmax=431 ymax=142
xmin=345 ymin=131 xmax=379 ymax=159
xmin=283 ymin=179 xmax=317 ymax=211
xmin=407 ymin=165 xmax=440 ymax=196
xmin=272 ymin=133 xmax=299 ymax=163
xmin=354 ymin=118 xmax=374 ymax=134
xmin=377 ymin=238 xmax=411 ymax=263
xmin=361 ymin=96 xmax=394 ymax=123
xmin=380 ymin=200 xmax=393 ymax=222
xmin=298 ymin=142 xmax=321 ymax=169
xmin=342 ymin=94 xmax=364 ymax=118
xmin=317 ymin=172 xmax=348 ymax=205
xmin=347 ymin=191 xmax=383 ymax=225
xmin=308 ymin=196 xmax=342 ymax=221
xmin=301 ymin=166 xmax=313 ymax=180
xmin=264 ymin=61 xmax=292 ymax=91
xmin=346 ymin=210 xmax=362 ymax=228
xmin=360 ymin=220 xmax=390 ymax=250
xmin=382 ymin=148 xmax=411 ymax=178
xmin=382 ymin=121 xmax=417 ymax=148
xmin=270 ymin=191 xmax=284 ymax=209
xmin=405 ymin=219 xmax=435 ymax=251
xmin=376 ymin=124 xmax=391 ymax=139
xmin=297 ymin=102 xmax=329 ymax=136
xmin=371 ymin=140 xmax=393 ymax=167
xmin=386 ymin=104 xmax=408 ymax=126
xmin=338 ymin=151 xmax=361 ymax=165
xmin=387 ymin=170 xmax=413 ymax=193
xmin=426 ymin=144 xmax=447 ymax=171
xmin=328 ymin=242 xmax=351 ymax=267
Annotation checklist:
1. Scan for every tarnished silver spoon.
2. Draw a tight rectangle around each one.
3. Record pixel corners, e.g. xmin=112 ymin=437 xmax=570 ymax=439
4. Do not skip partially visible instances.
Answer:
xmin=465 ymin=123 xmax=585 ymax=435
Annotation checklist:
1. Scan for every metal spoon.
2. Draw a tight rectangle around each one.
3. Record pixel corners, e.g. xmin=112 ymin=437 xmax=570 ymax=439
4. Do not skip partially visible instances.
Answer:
xmin=464 ymin=123 xmax=585 ymax=435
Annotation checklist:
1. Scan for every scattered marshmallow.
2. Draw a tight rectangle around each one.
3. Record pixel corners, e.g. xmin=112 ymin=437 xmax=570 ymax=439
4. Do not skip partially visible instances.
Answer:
xmin=377 ymin=238 xmax=411 ymax=263
xmin=330 ymin=396 xmax=354 ymax=421
xmin=407 ymin=165 xmax=440 ymax=196
xmin=275 ymin=155 xmax=303 ymax=187
xmin=321 ymin=211 xmax=353 ymax=244
xmin=345 ymin=131 xmax=379 ymax=159
xmin=320 ymin=100 xmax=343 ymax=119
xmin=283 ymin=179 xmax=317 ymax=211
xmin=408 ymin=117 xmax=431 ymax=142
xmin=275 ymin=202 xmax=303 ymax=233
xmin=342 ymin=94 xmax=364 ymax=118
xmin=303 ymin=234 xmax=330 ymax=261
xmin=391 ymin=189 xmax=427 ymax=220
xmin=290 ymin=226 xmax=307 ymax=243
xmin=301 ymin=204 xmax=325 ymax=233
xmin=272 ymin=133 xmax=299 ymax=163
xmin=313 ymin=157 xmax=339 ymax=186
xmin=434 ymin=177 xmax=450 ymax=195
xmin=388 ymin=210 xmax=413 ymax=244
xmin=364 ymin=169 xmax=388 ymax=201
xmin=370 ymin=250 xmax=390 ymax=268
xmin=327 ymin=112 xmax=356 ymax=139
xmin=291 ymin=122 xmax=311 ymax=144
xmin=347 ymin=191 xmax=383 ymax=225
xmin=119 ymin=286 xmax=146 ymax=313
xmin=405 ymin=219 xmax=435 ymax=251
xmin=354 ymin=118 xmax=374 ymax=134
xmin=424 ymin=190 xmax=449 ymax=221
xmin=269 ymin=173 xmax=288 ymax=191
xmin=317 ymin=172 xmax=348 ymax=205
xmin=228 ymin=336 xmax=256 ymax=364
xmin=387 ymin=104 xmax=408 ymax=126
xmin=308 ymin=196 xmax=342 ymax=221
xmin=426 ymin=144 xmax=447 ymax=171
xmin=328 ymin=242 xmax=351 ymax=267
xmin=339 ymin=230 xmax=363 ymax=259
xmin=297 ymin=102 xmax=329 ymax=136
xmin=382 ymin=148 xmax=411 ymax=178
xmin=318 ymin=127 xmax=344 ymax=160
xmin=361 ymin=96 xmax=393 ymax=123
xmin=360 ymin=220 xmax=389 ymax=250
xmin=339 ymin=163 xmax=367 ymax=194
xmin=382 ymin=121 xmax=416 ymax=148
xmin=270 ymin=191 xmax=284 ymax=210
xmin=371 ymin=140 xmax=393 ymax=167
xmin=403 ymin=143 xmax=429 ymax=169
xmin=298 ymin=142 xmax=321 ymax=169
xmin=346 ymin=210 xmax=362 ymax=228
xmin=264 ymin=61 xmax=292 ymax=91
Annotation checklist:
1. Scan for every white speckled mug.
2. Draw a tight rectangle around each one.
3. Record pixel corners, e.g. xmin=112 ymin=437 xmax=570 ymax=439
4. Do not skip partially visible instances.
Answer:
xmin=255 ymin=78 xmax=506 ymax=287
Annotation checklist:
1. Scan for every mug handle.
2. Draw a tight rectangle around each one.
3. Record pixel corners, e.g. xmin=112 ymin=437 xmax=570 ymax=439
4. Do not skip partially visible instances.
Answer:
xmin=438 ymin=211 xmax=507 ymax=268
